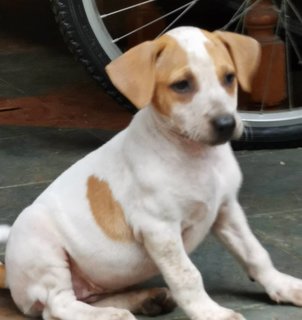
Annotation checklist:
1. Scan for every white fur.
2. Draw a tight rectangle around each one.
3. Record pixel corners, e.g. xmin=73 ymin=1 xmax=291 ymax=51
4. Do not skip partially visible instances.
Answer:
xmin=3 ymin=27 xmax=302 ymax=320
xmin=0 ymin=225 xmax=10 ymax=242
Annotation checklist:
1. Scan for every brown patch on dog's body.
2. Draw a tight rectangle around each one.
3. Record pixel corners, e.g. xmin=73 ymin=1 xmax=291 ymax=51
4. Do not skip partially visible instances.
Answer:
xmin=152 ymin=35 xmax=198 ymax=116
xmin=87 ymin=176 xmax=133 ymax=242
xmin=202 ymin=30 xmax=237 ymax=96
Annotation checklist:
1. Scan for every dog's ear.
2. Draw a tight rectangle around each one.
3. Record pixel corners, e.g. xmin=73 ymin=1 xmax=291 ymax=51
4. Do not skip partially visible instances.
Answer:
xmin=105 ymin=40 xmax=165 ymax=109
xmin=214 ymin=31 xmax=261 ymax=92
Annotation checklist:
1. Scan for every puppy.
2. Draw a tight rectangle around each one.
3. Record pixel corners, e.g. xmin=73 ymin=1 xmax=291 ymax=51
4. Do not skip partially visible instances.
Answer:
xmin=1 ymin=27 xmax=302 ymax=320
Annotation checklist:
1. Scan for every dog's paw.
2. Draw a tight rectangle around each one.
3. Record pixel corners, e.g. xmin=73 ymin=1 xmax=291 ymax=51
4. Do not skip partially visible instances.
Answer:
xmin=221 ymin=312 xmax=245 ymax=320
xmin=266 ymin=272 xmax=302 ymax=307
xmin=140 ymin=287 xmax=176 ymax=316
xmin=110 ymin=309 xmax=137 ymax=320
xmin=198 ymin=306 xmax=245 ymax=320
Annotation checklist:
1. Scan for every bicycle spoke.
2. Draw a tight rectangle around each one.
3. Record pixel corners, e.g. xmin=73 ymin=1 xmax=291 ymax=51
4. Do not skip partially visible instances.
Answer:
xmin=286 ymin=32 xmax=302 ymax=64
xmin=221 ymin=0 xmax=250 ymax=30
xmin=100 ymin=0 xmax=156 ymax=18
xmin=282 ymin=0 xmax=302 ymax=64
xmin=157 ymin=0 xmax=199 ymax=37
xmin=260 ymin=0 xmax=283 ymax=112
xmin=221 ymin=0 xmax=262 ymax=30
xmin=287 ymin=0 xmax=302 ymax=25
xmin=112 ymin=1 xmax=195 ymax=43
xmin=234 ymin=1 xmax=248 ymax=34
xmin=283 ymin=0 xmax=294 ymax=109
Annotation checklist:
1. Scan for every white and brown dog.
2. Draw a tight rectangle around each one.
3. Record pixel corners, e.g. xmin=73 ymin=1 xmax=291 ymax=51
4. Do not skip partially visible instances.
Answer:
xmin=1 ymin=27 xmax=302 ymax=320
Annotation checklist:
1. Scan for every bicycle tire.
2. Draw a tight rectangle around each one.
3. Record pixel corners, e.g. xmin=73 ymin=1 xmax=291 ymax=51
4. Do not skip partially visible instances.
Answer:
xmin=50 ymin=0 xmax=302 ymax=146
xmin=50 ymin=0 xmax=137 ymax=113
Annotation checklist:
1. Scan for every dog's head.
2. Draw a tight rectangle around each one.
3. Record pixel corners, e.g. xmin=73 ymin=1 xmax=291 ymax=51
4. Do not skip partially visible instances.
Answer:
xmin=106 ymin=27 xmax=260 ymax=145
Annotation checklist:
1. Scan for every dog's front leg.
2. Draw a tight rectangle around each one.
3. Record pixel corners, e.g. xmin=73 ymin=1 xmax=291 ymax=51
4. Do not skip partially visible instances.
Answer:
xmin=142 ymin=222 xmax=245 ymax=320
xmin=213 ymin=200 xmax=302 ymax=307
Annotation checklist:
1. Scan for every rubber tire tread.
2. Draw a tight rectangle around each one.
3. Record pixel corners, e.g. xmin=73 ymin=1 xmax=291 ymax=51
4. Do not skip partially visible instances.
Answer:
xmin=49 ymin=0 xmax=137 ymax=113
xmin=233 ymin=124 xmax=302 ymax=149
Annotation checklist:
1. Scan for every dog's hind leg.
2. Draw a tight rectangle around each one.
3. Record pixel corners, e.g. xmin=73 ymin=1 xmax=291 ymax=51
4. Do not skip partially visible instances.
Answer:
xmin=27 ymin=255 xmax=138 ymax=320
xmin=36 ymin=264 xmax=137 ymax=320
xmin=213 ymin=200 xmax=302 ymax=307
xmin=43 ymin=287 xmax=137 ymax=320
xmin=92 ymin=287 xmax=176 ymax=316
xmin=5 ymin=205 xmax=137 ymax=320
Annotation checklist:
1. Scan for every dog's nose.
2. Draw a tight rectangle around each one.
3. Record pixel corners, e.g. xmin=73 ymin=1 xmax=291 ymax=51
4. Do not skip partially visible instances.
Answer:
xmin=212 ymin=114 xmax=236 ymax=140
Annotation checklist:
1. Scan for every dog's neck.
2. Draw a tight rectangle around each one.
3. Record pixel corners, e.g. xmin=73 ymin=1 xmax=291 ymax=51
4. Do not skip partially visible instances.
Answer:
xmin=129 ymin=106 xmax=218 ymax=158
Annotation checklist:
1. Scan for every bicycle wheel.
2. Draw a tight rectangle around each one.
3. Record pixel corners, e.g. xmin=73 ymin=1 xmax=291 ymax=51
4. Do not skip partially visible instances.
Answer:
xmin=50 ymin=0 xmax=302 ymax=145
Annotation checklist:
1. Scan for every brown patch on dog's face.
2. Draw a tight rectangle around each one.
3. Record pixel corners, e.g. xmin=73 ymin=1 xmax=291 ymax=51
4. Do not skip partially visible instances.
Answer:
xmin=152 ymin=36 xmax=199 ymax=116
xmin=87 ymin=176 xmax=133 ymax=242
xmin=203 ymin=31 xmax=237 ymax=96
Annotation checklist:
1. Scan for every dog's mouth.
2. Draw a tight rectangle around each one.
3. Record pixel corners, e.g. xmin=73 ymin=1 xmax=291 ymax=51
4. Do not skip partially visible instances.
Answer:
xmin=171 ymin=130 xmax=231 ymax=147
xmin=166 ymin=113 xmax=244 ymax=146
xmin=210 ymin=135 xmax=233 ymax=146
xmin=169 ymin=127 xmax=235 ymax=146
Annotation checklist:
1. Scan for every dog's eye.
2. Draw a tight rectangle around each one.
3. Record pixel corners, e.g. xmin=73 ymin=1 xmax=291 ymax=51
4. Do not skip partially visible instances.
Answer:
xmin=223 ymin=72 xmax=235 ymax=86
xmin=170 ymin=80 xmax=192 ymax=93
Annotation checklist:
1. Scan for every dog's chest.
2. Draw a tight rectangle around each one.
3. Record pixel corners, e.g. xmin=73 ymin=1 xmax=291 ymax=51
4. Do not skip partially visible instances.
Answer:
xmin=174 ymin=170 xmax=223 ymax=249
xmin=160 ymin=150 xmax=238 ymax=215
xmin=162 ymin=149 xmax=241 ymax=251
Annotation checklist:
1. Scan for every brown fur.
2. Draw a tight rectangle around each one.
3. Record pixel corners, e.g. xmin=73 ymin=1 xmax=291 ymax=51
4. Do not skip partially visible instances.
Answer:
xmin=105 ymin=35 xmax=197 ymax=113
xmin=87 ymin=176 xmax=133 ymax=242
xmin=212 ymin=30 xmax=261 ymax=92
xmin=203 ymin=31 xmax=237 ymax=96
xmin=152 ymin=36 xmax=198 ymax=116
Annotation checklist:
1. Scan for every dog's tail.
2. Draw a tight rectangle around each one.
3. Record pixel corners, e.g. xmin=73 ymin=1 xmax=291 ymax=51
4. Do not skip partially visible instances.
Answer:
xmin=0 ymin=225 xmax=11 ymax=288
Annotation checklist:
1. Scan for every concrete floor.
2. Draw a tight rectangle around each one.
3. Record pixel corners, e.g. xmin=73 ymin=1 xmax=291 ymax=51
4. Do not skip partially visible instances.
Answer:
xmin=0 ymin=1 xmax=302 ymax=319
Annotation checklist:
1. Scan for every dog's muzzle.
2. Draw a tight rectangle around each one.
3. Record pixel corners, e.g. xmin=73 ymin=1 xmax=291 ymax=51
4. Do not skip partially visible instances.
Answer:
xmin=211 ymin=114 xmax=236 ymax=144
